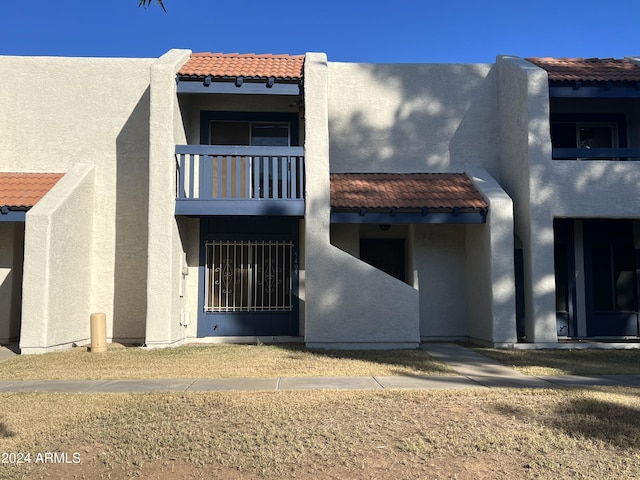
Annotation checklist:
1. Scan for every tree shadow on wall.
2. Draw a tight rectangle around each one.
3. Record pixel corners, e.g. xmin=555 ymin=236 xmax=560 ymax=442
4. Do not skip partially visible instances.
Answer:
xmin=328 ymin=62 xmax=498 ymax=174
xmin=113 ymin=88 xmax=150 ymax=344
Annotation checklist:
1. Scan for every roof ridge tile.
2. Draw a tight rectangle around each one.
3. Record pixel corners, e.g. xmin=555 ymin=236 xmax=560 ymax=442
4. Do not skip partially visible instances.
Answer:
xmin=178 ymin=52 xmax=305 ymax=80
xmin=526 ymin=56 xmax=640 ymax=82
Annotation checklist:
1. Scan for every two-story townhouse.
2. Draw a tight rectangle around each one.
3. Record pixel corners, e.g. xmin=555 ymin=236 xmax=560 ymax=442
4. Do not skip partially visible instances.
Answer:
xmin=499 ymin=56 xmax=640 ymax=344
xmin=145 ymin=51 xmax=514 ymax=350
xmin=148 ymin=51 xmax=306 ymax=345
xmin=1 ymin=50 xmax=638 ymax=353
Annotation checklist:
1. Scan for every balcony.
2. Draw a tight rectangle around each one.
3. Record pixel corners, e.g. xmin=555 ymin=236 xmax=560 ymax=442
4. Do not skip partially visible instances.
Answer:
xmin=175 ymin=145 xmax=305 ymax=216
xmin=552 ymin=147 xmax=640 ymax=161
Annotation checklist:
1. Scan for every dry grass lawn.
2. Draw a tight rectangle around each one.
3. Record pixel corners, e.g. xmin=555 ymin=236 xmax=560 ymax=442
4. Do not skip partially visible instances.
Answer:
xmin=0 ymin=343 xmax=453 ymax=380
xmin=3 ymin=345 xmax=640 ymax=478
xmin=1 ymin=388 xmax=640 ymax=479
xmin=476 ymin=347 xmax=640 ymax=376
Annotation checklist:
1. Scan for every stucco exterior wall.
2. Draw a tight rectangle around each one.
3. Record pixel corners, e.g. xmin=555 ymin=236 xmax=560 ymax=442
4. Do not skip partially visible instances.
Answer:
xmin=331 ymin=222 xmax=472 ymax=341
xmin=544 ymin=163 xmax=640 ymax=217
xmin=20 ymin=164 xmax=95 ymax=353
xmin=0 ymin=223 xmax=23 ymax=342
xmin=0 ymin=55 xmax=155 ymax=346
xmin=537 ymin=97 xmax=640 ymax=218
xmin=304 ymin=245 xmax=420 ymax=348
xmin=497 ymin=56 xmax=555 ymax=343
xmin=414 ymin=224 xmax=468 ymax=340
xmin=465 ymin=167 xmax=516 ymax=346
xmin=145 ymin=49 xmax=192 ymax=347
xmin=327 ymin=62 xmax=499 ymax=176
xmin=304 ymin=53 xmax=419 ymax=349
xmin=179 ymin=217 xmax=200 ymax=339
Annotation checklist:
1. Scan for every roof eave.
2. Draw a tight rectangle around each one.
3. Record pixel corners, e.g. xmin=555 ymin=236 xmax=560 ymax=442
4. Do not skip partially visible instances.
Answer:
xmin=549 ymin=80 xmax=640 ymax=98
xmin=330 ymin=206 xmax=488 ymax=225
xmin=176 ymin=75 xmax=303 ymax=95
xmin=0 ymin=206 xmax=27 ymax=222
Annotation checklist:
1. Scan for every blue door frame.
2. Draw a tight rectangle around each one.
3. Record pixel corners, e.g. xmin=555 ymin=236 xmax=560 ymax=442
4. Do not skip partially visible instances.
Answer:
xmin=583 ymin=219 xmax=639 ymax=337
xmin=554 ymin=219 xmax=640 ymax=338
xmin=553 ymin=219 xmax=577 ymax=337
xmin=197 ymin=216 xmax=300 ymax=337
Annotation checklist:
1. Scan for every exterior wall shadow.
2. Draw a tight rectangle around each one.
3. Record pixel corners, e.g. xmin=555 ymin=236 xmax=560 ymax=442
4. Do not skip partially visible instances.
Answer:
xmin=113 ymin=88 xmax=151 ymax=344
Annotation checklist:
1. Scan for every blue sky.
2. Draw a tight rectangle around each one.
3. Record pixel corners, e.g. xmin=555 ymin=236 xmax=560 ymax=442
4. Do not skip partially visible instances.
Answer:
xmin=1 ymin=1 xmax=639 ymax=63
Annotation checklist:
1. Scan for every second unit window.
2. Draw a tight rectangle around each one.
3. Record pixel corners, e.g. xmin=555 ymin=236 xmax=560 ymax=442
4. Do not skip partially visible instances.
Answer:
xmin=210 ymin=121 xmax=290 ymax=147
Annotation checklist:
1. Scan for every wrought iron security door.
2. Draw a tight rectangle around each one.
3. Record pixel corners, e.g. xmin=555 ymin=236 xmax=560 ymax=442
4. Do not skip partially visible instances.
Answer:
xmin=205 ymin=240 xmax=293 ymax=313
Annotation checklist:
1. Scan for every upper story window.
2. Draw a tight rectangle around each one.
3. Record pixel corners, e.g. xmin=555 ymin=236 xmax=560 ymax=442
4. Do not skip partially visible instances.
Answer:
xmin=551 ymin=114 xmax=627 ymax=160
xmin=552 ymin=122 xmax=618 ymax=159
xmin=524 ymin=58 xmax=640 ymax=161
xmin=200 ymin=111 xmax=300 ymax=147
xmin=210 ymin=121 xmax=290 ymax=146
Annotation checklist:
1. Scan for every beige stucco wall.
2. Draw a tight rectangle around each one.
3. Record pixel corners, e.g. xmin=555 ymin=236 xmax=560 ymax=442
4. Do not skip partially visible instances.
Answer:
xmin=542 ymin=97 xmax=640 ymax=218
xmin=0 ymin=55 xmax=155 ymax=350
xmin=177 ymin=217 xmax=200 ymax=339
xmin=323 ymin=59 xmax=514 ymax=345
xmin=496 ymin=56 xmax=555 ymax=343
xmin=0 ymin=223 xmax=24 ymax=342
xmin=20 ymin=164 xmax=95 ymax=353
xmin=145 ymin=49 xmax=192 ymax=347
xmin=465 ymin=167 xmax=516 ymax=346
xmin=304 ymin=53 xmax=419 ymax=349
xmin=327 ymin=61 xmax=499 ymax=176
xmin=413 ymin=224 xmax=468 ymax=339
xmin=331 ymin=222 xmax=474 ymax=341
xmin=544 ymin=97 xmax=640 ymax=218
xmin=330 ymin=173 xmax=515 ymax=346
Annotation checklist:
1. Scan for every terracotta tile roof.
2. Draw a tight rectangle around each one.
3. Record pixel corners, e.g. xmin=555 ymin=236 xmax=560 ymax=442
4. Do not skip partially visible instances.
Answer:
xmin=0 ymin=173 xmax=64 ymax=209
xmin=330 ymin=173 xmax=487 ymax=210
xmin=526 ymin=57 xmax=640 ymax=82
xmin=178 ymin=53 xmax=304 ymax=80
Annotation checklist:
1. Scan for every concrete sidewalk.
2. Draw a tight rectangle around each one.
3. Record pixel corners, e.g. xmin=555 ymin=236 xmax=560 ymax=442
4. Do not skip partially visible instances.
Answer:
xmin=0 ymin=343 xmax=639 ymax=393
xmin=421 ymin=343 xmax=553 ymax=388
xmin=0 ymin=346 xmax=16 ymax=362
xmin=0 ymin=376 xmax=483 ymax=393
xmin=421 ymin=343 xmax=640 ymax=388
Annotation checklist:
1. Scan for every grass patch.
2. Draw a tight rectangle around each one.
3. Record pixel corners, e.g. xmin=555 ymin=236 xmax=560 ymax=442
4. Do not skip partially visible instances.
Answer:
xmin=2 ymin=388 xmax=640 ymax=479
xmin=0 ymin=343 xmax=453 ymax=380
xmin=476 ymin=348 xmax=640 ymax=376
